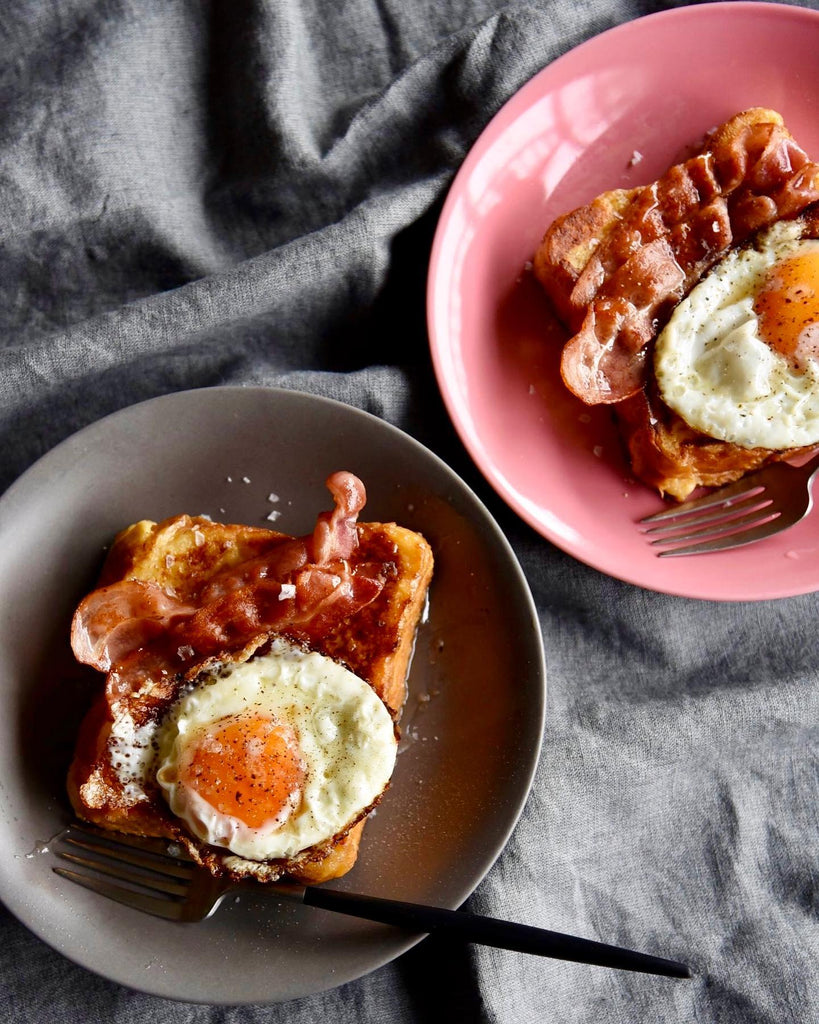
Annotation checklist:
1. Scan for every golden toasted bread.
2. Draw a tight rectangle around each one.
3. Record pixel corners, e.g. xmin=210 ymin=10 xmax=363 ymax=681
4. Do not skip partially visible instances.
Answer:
xmin=68 ymin=481 xmax=433 ymax=883
xmin=532 ymin=108 xmax=819 ymax=499
xmin=612 ymin=388 xmax=789 ymax=502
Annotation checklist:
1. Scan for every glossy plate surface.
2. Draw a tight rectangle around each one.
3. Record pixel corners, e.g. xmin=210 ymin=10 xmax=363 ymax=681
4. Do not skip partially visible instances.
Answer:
xmin=0 ymin=386 xmax=545 ymax=1003
xmin=428 ymin=1 xmax=819 ymax=600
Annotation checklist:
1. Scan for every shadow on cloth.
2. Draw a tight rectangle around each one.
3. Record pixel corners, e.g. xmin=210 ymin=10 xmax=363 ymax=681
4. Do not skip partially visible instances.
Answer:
xmin=395 ymin=924 xmax=489 ymax=1023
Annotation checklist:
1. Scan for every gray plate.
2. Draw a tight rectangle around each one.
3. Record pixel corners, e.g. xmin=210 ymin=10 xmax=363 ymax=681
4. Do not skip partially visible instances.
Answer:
xmin=0 ymin=386 xmax=546 ymax=1004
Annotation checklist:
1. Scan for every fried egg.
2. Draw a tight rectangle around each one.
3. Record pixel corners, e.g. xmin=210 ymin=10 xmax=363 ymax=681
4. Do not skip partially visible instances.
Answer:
xmin=654 ymin=219 xmax=819 ymax=449
xmin=108 ymin=638 xmax=397 ymax=862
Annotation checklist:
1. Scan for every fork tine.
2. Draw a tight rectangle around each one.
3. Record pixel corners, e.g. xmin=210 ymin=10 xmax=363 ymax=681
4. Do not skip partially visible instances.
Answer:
xmin=647 ymin=505 xmax=777 ymax=546
xmin=639 ymin=479 xmax=765 ymax=524
xmin=641 ymin=494 xmax=771 ymax=536
xmin=65 ymin=822 xmax=196 ymax=860
xmin=61 ymin=829 xmax=194 ymax=881
xmin=656 ymin=513 xmax=786 ymax=556
xmin=52 ymin=866 xmax=186 ymax=921
xmin=56 ymin=848 xmax=190 ymax=897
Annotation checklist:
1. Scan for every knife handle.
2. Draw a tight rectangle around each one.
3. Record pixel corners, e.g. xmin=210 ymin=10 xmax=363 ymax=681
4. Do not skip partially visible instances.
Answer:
xmin=302 ymin=886 xmax=690 ymax=979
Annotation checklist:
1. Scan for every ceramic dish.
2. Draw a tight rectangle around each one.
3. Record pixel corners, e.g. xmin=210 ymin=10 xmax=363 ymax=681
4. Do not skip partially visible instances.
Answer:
xmin=0 ymin=386 xmax=545 ymax=1003
xmin=428 ymin=1 xmax=819 ymax=601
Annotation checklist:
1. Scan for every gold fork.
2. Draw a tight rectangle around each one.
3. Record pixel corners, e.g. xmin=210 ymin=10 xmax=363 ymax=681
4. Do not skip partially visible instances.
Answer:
xmin=639 ymin=450 xmax=819 ymax=556
xmin=52 ymin=823 xmax=690 ymax=978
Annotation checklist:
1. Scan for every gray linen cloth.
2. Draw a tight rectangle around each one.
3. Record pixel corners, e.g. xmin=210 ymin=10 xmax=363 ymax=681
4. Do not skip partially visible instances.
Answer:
xmin=1 ymin=0 xmax=817 ymax=1021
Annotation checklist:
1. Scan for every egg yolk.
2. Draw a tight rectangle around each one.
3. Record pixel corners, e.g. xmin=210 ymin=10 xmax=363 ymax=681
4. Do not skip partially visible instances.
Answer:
xmin=179 ymin=714 xmax=305 ymax=829
xmin=754 ymin=249 xmax=819 ymax=369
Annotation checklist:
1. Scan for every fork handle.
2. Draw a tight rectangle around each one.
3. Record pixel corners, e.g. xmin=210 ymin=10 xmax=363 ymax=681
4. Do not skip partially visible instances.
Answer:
xmin=301 ymin=886 xmax=689 ymax=978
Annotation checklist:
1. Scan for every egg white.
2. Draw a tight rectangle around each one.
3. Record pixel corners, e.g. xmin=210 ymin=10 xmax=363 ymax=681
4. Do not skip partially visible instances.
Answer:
xmin=107 ymin=638 xmax=397 ymax=862
xmin=654 ymin=219 xmax=819 ymax=450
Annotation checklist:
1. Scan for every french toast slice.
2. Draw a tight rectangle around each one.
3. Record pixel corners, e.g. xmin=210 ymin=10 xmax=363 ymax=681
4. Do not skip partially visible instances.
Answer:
xmin=612 ymin=387 xmax=789 ymax=502
xmin=532 ymin=108 xmax=819 ymax=499
xmin=68 ymin=490 xmax=433 ymax=884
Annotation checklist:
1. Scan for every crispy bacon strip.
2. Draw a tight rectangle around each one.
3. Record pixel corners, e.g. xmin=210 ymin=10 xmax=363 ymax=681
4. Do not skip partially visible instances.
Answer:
xmin=561 ymin=239 xmax=688 ymax=401
xmin=546 ymin=111 xmax=819 ymax=404
xmin=103 ymin=568 xmax=385 ymax=702
xmin=310 ymin=471 xmax=366 ymax=563
xmin=71 ymin=472 xmax=383 ymax=695
xmin=177 ymin=567 xmax=382 ymax=656
xmin=197 ymin=470 xmax=365 ymax=602
xmin=71 ymin=580 xmax=196 ymax=673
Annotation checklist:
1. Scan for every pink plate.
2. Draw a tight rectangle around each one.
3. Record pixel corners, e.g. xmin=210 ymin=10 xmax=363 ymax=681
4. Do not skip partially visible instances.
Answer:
xmin=428 ymin=1 xmax=819 ymax=601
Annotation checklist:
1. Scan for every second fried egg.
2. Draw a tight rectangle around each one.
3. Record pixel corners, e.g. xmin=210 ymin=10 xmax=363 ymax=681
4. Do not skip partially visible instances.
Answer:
xmin=655 ymin=218 xmax=819 ymax=449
